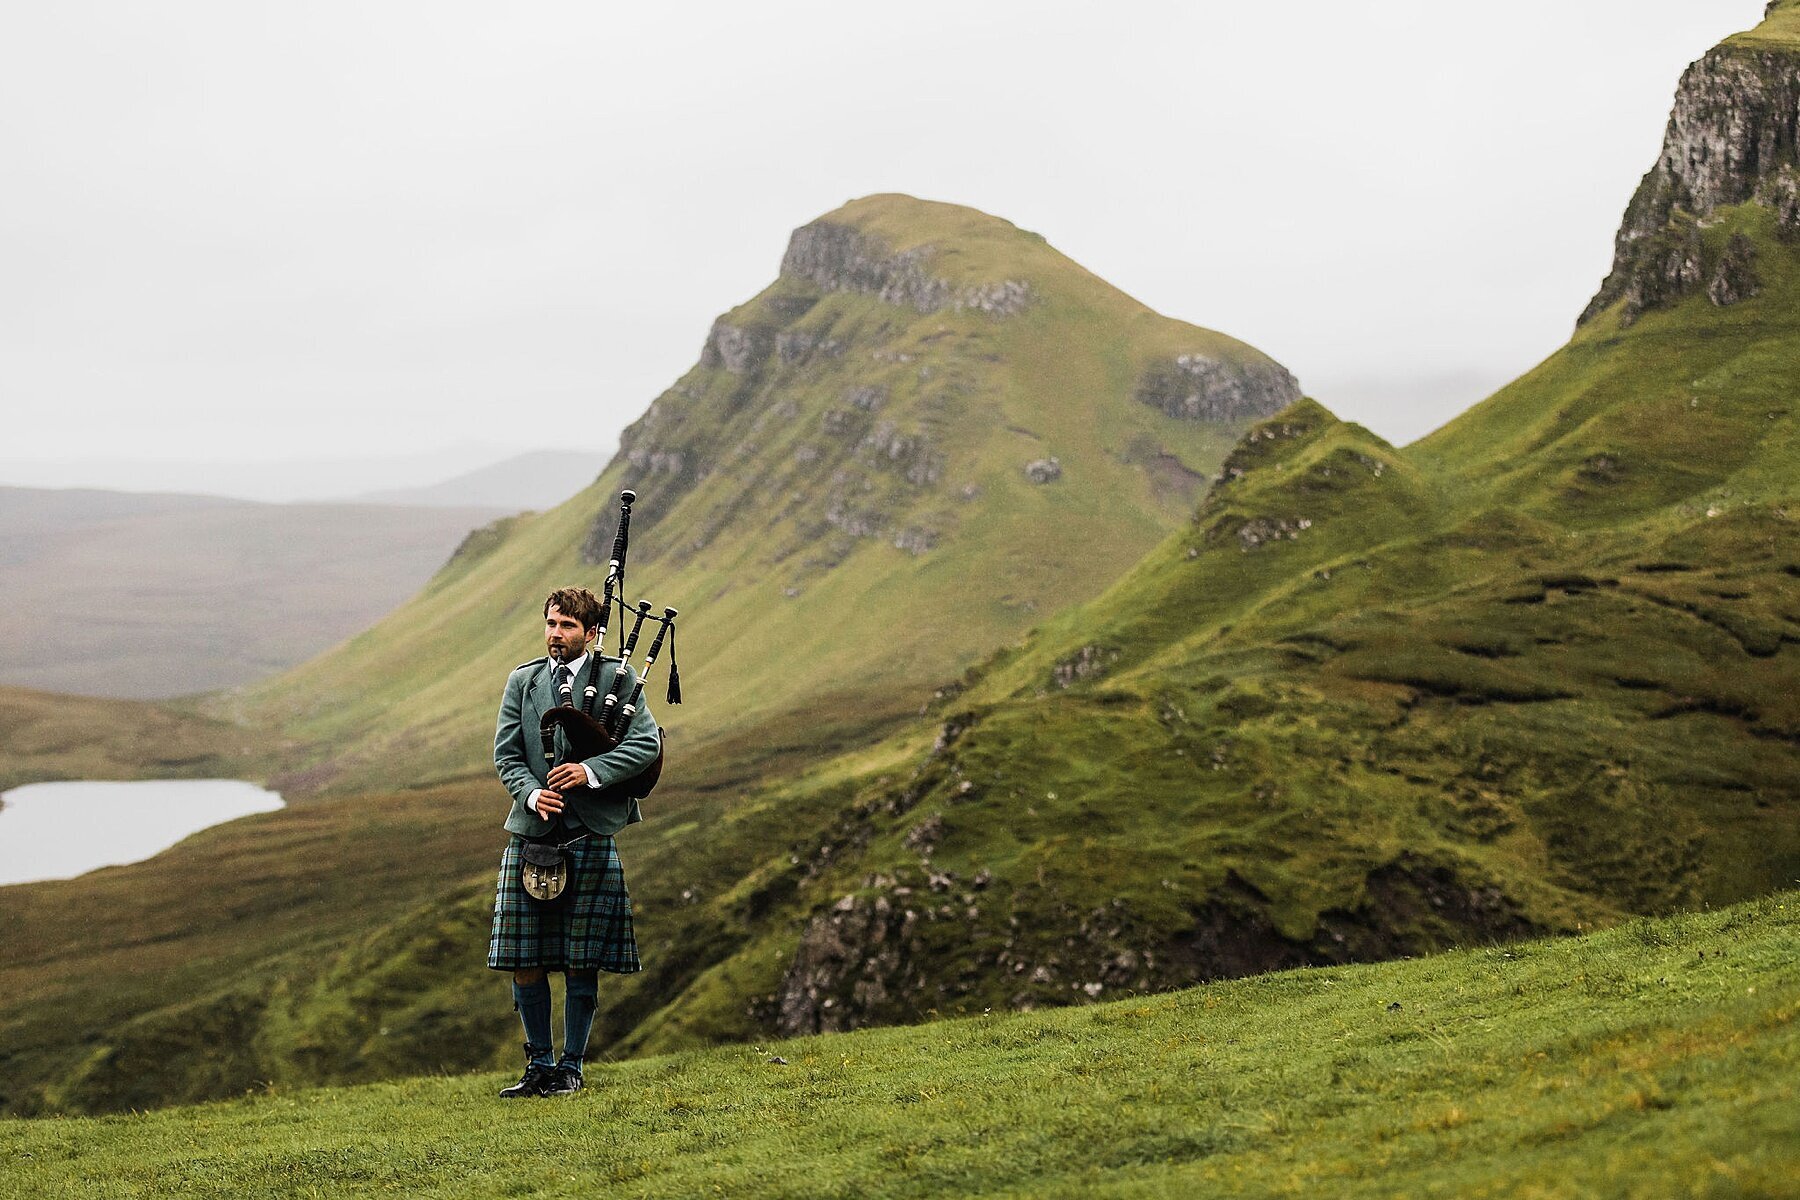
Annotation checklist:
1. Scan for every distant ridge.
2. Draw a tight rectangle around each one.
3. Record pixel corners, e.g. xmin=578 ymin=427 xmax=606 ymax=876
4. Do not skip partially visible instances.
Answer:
xmin=0 ymin=447 xmax=537 ymax=505
xmin=0 ymin=486 xmax=503 ymax=698
xmin=344 ymin=449 xmax=606 ymax=511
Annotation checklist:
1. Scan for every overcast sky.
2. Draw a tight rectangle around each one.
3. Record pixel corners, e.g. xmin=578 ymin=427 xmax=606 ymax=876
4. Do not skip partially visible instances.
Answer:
xmin=0 ymin=1 xmax=1768 ymax=498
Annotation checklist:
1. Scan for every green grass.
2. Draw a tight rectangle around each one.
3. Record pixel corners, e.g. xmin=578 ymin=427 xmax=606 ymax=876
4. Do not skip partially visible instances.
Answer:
xmin=2 ymin=891 xmax=1794 ymax=1199
xmin=0 ymin=687 xmax=250 ymax=793
xmin=1727 ymin=0 xmax=1800 ymax=48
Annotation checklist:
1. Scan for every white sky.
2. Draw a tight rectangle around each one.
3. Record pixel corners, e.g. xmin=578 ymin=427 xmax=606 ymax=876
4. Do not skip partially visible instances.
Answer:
xmin=0 ymin=1 xmax=1769 ymax=494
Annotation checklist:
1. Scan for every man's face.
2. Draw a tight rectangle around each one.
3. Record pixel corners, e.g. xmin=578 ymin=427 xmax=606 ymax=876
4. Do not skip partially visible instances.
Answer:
xmin=544 ymin=605 xmax=596 ymax=662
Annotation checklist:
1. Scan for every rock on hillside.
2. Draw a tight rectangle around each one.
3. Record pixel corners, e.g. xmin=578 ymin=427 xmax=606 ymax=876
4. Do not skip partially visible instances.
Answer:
xmin=778 ymin=218 xmax=1033 ymax=317
xmin=1582 ymin=1 xmax=1800 ymax=324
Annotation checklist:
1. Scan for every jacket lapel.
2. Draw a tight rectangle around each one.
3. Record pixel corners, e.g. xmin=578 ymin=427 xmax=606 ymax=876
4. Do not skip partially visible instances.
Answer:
xmin=530 ymin=661 xmax=558 ymax=714
xmin=518 ymin=662 xmax=551 ymax=774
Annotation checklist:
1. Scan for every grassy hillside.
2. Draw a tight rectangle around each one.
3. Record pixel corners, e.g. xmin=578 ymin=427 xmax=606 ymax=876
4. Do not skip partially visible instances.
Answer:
xmin=0 ymin=687 xmax=250 ymax=792
xmin=2 ymin=891 xmax=1794 ymax=1199
xmin=235 ymin=194 xmax=1297 ymax=796
xmin=585 ymin=378 xmax=1792 ymax=1052
xmin=0 ymin=694 xmax=899 ymax=1116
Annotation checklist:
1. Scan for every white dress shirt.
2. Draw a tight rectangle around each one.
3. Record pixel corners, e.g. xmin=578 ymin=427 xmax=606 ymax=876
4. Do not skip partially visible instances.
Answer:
xmin=527 ymin=652 xmax=602 ymax=817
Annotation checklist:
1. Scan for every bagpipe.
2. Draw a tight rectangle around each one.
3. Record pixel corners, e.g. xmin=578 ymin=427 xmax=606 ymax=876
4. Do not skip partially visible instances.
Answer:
xmin=539 ymin=489 xmax=679 ymax=803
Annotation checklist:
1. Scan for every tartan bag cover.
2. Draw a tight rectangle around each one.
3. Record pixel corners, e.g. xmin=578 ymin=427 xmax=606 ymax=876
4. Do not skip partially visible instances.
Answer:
xmin=487 ymin=833 xmax=641 ymax=973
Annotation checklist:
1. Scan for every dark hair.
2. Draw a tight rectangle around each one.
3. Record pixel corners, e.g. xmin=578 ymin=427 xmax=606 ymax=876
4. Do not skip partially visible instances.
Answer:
xmin=543 ymin=587 xmax=604 ymax=631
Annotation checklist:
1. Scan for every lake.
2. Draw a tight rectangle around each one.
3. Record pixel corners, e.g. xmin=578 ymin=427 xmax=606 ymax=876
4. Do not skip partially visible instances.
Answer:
xmin=0 ymin=779 xmax=284 ymax=886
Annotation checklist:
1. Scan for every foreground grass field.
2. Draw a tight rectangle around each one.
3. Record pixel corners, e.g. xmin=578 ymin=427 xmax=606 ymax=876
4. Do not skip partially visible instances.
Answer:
xmin=4 ymin=890 xmax=1793 ymax=1199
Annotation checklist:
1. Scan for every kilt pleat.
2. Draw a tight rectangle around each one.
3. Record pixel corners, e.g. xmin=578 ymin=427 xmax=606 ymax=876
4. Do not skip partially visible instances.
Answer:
xmin=487 ymin=833 xmax=641 ymax=974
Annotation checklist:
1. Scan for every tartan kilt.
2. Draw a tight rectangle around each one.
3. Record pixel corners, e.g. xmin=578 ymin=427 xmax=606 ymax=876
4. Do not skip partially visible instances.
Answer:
xmin=487 ymin=833 xmax=641 ymax=974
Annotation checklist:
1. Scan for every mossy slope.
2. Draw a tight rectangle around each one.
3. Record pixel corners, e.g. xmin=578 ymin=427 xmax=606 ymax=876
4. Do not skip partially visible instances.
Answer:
xmin=2 ymin=891 xmax=1795 ymax=1199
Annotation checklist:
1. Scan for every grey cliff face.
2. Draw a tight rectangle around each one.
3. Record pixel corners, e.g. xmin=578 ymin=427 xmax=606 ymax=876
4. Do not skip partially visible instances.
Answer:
xmin=780 ymin=220 xmax=1033 ymax=317
xmin=1583 ymin=44 xmax=1800 ymax=325
xmin=1135 ymin=353 xmax=1302 ymax=424
xmin=698 ymin=320 xmax=771 ymax=374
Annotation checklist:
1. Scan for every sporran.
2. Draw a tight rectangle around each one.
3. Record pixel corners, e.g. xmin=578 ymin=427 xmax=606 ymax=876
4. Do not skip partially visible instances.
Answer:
xmin=521 ymin=839 xmax=579 ymax=906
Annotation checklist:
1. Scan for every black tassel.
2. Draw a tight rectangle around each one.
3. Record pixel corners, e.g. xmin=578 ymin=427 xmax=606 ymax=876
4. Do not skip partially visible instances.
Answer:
xmin=665 ymin=622 xmax=682 ymax=705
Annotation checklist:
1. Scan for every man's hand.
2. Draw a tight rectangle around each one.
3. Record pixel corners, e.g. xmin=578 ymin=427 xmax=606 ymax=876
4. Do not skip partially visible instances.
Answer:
xmin=546 ymin=763 xmax=589 ymax=792
xmin=534 ymin=788 xmax=565 ymax=816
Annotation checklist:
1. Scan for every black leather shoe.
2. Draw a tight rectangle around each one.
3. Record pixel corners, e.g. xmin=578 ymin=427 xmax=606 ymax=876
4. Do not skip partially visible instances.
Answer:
xmin=542 ymin=1064 xmax=585 ymax=1096
xmin=499 ymin=1062 xmax=555 ymax=1099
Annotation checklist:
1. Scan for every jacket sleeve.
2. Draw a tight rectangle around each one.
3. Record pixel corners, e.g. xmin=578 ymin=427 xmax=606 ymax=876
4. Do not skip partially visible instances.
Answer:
xmin=581 ymin=676 xmax=660 ymax=790
xmin=494 ymin=669 xmax=542 ymax=805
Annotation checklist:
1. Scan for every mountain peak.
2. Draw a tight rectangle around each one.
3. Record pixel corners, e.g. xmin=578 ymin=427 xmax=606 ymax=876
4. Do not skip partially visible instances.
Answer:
xmin=1729 ymin=1 xmax=1800 ymax=49
xmin=810 ymin=193 xmax=1037 ymax=244
xmin=779 ymin=194 xmax=1043 ymax=316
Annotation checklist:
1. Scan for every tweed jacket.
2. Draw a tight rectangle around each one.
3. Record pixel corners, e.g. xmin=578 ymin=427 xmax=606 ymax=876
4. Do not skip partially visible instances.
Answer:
xmin=494 ymin=655 xmax=660 ymax=839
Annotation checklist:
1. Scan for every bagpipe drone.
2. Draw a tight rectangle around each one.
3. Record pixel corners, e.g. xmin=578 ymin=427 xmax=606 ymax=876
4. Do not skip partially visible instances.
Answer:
xmin=538 ymin=489 xmax=678 ymax=802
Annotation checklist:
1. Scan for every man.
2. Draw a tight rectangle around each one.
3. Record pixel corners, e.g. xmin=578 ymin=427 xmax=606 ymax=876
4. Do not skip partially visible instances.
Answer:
xmin=488 ymin=585 xmax=660 ymax=1098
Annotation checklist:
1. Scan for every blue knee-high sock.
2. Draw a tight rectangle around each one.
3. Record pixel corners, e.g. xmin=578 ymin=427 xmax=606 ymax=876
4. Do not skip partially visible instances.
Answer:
xmin=512 ymin=978 xmax=554 ymax=1066
xmin=562 ymin=970 xmax=599 ymax=1070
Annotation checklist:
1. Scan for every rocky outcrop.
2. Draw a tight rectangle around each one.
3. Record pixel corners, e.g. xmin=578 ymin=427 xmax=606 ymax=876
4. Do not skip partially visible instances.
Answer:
xmin=1582 ymin=39 xmax=1800 ymax=323
xmin=893 ymin=527 xmax=937 ymax=556
xmin=1135 ymin=353 xmax=1302 ymax=423
xmin=781 ymin=220 xmax=1032 ymax=317
xmin=1227 ymin=514 xmax=1313 ymax=551
xmin=1617 ymin=216 xmax=1707 ymax=326
xmin=861 ymin=421 xmax=944 ymax=486
xmin=1051 ymin=644 xmax=1117 ymax=688
xmin=1708 ymin=231 xmax=1763 ymax=304
xmin=846 ymin=385 xmax=886 ymax=412
xmin=776 ymin=891 xmax=921 ymax=1035
xmin=699 ymin=320 xmax=772 ymax=373
xmin=1761 ymin=164 xmax=1800 ymax=236
xmin=580 ymin=396 xmax=706 ymax=564
xmin=770 ymin=854 xmax=1542 ymax=1038
xmin=776 ymin=329 xmax=843 ymax=365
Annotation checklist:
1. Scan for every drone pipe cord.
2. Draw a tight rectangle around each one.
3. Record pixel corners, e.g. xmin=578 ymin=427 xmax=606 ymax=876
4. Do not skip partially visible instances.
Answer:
xmin=611 ymin=607 xmax=676 ymax=737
